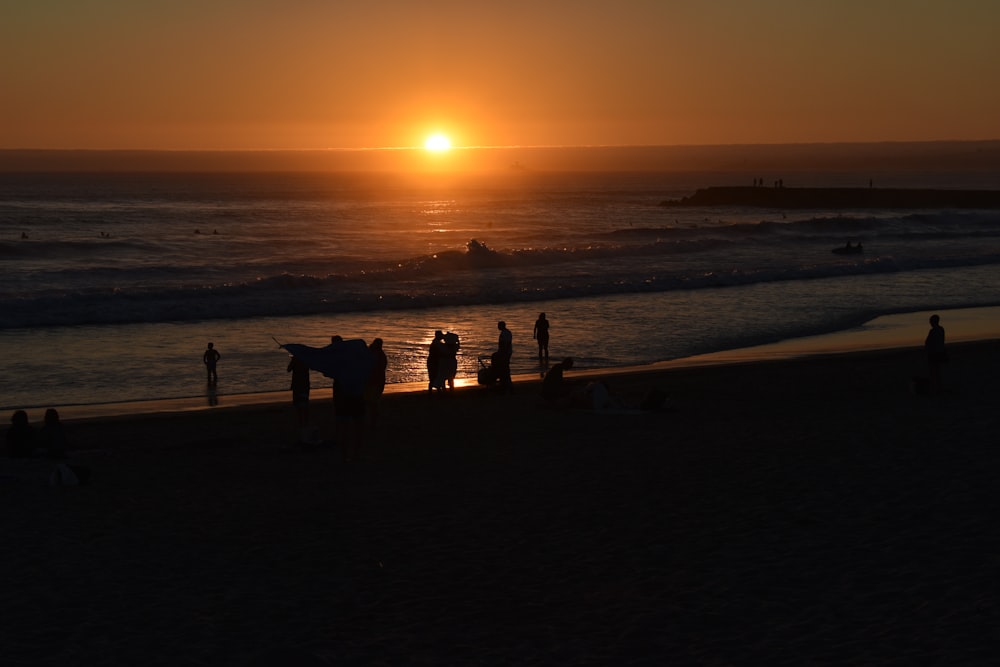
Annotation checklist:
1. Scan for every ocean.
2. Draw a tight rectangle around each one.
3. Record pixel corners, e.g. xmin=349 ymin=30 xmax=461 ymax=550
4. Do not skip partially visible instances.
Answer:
xmin=3 ymin=153 xmax=1000 ymax=410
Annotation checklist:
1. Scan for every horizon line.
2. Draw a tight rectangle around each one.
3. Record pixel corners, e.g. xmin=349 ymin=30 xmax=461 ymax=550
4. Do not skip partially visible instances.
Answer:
xmin=3 ymin=138 xmax=1000 ymax=153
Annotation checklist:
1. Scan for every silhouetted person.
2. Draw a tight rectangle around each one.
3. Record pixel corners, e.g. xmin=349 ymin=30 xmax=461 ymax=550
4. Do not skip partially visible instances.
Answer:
xmin=437 ymin=331 xmax=460 ymax=391
xmin=203 ymin=342 xmax=221 ymax=384
xmin=6 ymin=410 xmax=34 ymax=458
xmin=496 ymin=320 xmax=513 ymax=392
xmin=329 ymin=335 xmax=343 ymax=407
xmin=541 ymin=357 xmax=574 ymax=405
xmin=925 ymin=314 xmax=947 ymax=395
xmin=333 ymin=339 xmax=372 ymax=463
xmin=287 ymin=355 xmax=311 ymax=427
xmin=39 ymin=408 xmax=68 ymax=459
xmin=366 ymin=338 xmax=388 ymax=426
xmin=427 ymin=330 xmax=446 ymax=392
xmin=533 ymin=312 xmax=550 ymax=361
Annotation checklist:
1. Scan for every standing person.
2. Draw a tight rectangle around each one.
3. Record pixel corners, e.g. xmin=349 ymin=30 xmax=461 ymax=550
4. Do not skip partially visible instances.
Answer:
xmin=533 ymin=312 xmax=550 ymax=361
xmin=925 ymin=314 xmax=947 ymax=395
xmin=496 ymin=320 xmax=513 ymax=392
xmin=427 ymin=330 xmax=446 ymax=392
xmin=366 ymin=338 xmax=388 ymax=426
xmin=438 ymin=331 xmax=461 ymax=391
xmin=203 ymin=342 xmax=221 ymax=384
xmin=328 ymin=335 xmax=344 ymax=413
xmin=332 ymin=340 xmax=373 ymax=463
xmin=287 ymin=355 xmax=311 ymax=428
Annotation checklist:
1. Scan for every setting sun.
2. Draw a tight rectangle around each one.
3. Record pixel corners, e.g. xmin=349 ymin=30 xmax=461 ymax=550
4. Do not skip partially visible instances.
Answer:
xmin=424 ymin=133 xmax=452 ymax=151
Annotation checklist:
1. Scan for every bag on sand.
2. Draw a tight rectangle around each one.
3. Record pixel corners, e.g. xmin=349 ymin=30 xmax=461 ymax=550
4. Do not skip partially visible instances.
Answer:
xmin=49 ymin=463 xmax=91 ymax=486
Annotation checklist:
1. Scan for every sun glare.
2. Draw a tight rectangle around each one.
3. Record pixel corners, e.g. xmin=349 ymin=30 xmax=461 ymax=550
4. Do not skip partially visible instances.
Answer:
xmin=424 ymin=133 xmax=452 ymax=152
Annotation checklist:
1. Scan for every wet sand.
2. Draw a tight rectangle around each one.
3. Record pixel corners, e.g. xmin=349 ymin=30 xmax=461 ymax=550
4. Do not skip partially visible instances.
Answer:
xmin=3 ymin=339 xmax=999 ymax=665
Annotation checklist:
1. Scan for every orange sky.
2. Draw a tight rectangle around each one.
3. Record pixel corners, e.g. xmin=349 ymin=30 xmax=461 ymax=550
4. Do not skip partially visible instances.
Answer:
xmin=2 ymin=0 xmax=998 ymax=151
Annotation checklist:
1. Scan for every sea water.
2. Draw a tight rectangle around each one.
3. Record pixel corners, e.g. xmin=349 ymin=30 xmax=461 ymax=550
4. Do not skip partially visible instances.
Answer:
xmin=3 ymin=165 xmax=1000 ymax=409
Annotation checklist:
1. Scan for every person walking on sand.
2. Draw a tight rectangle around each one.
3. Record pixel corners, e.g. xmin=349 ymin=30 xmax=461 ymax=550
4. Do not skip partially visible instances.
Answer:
xmin=533 ymin=312 xmax=550 ymax=361
xmin=925 ymin=314 xmax=947 ymax=395
xmin=203 ymin=342 xmax=221 ymax=384
xmin=496 ymin=320 xmax=513 ymax=392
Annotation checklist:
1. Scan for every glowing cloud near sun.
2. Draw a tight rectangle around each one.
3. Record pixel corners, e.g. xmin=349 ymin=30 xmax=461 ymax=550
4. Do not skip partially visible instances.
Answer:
xmin=424 ymin=133 xmax=452 ymax=151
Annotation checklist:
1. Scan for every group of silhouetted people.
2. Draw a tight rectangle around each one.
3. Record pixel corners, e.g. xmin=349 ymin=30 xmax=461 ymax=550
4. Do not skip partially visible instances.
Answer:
xmin=5 ymin=408 xmax=91 ymax=485
xmin=5 ymin=408 xmax=67 ymax=459
xmin=282 ymin=335 xmax=388 ymax=462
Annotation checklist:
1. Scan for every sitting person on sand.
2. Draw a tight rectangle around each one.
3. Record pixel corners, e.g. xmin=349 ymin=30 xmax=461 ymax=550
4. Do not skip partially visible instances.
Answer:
xmin=6 ymin=410 xmax=35 ymax=458
xmin=39 ymin=408 xmax=69 ymax=459
xmin=540 ymin=357 xmax=575 ymax=405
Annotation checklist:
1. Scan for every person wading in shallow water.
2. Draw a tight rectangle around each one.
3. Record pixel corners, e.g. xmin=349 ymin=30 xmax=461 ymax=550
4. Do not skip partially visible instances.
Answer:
xmin=533 ymin=312 xmax=550 ymax=361
xmin=203 ymin=342 xmax=221 ymax=384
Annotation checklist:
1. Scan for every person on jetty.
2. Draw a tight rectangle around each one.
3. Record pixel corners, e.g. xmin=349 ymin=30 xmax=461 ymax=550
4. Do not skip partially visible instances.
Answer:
xmin=496 ymin=321 xmax=513 ymax=392
xmin=925 ymin=314 xmax=947 ymax=395
xmin=203 ymin=342 xmax=221 ymax=384
xmin=533 ymin=312 xmax=550 ymax=361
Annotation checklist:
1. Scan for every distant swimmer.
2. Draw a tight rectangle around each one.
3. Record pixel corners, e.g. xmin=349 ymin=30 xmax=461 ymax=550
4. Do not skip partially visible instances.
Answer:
xmin=21 ymin=232 xmax=28 ymax=239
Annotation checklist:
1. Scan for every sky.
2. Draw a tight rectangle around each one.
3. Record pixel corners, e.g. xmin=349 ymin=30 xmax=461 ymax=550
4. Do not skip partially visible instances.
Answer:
xmin=2 ymin=0 xmax=999 ymax=151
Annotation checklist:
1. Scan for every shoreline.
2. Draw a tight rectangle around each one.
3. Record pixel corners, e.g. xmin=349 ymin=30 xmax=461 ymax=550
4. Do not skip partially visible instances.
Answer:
xmin=29 ymin=304 xmax=1000 ymax=422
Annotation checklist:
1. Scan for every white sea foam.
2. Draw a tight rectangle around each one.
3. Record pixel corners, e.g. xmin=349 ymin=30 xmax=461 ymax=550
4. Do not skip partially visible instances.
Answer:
xmin=2 ymin=168 xmax=1000 ymax=408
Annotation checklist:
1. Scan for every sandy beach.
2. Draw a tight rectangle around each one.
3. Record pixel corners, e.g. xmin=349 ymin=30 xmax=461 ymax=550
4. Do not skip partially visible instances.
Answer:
xmin=3 ymin=339 xmax=999 ymax=666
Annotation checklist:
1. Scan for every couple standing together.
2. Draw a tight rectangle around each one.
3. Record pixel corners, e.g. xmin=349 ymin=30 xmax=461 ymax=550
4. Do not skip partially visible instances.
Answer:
xmin=428 ymin=330 xmax=461 ymax=392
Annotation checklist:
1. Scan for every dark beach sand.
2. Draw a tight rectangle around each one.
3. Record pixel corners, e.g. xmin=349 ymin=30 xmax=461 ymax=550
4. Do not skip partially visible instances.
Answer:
xmin=3 ymin=341 xmax=999 ymax=666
